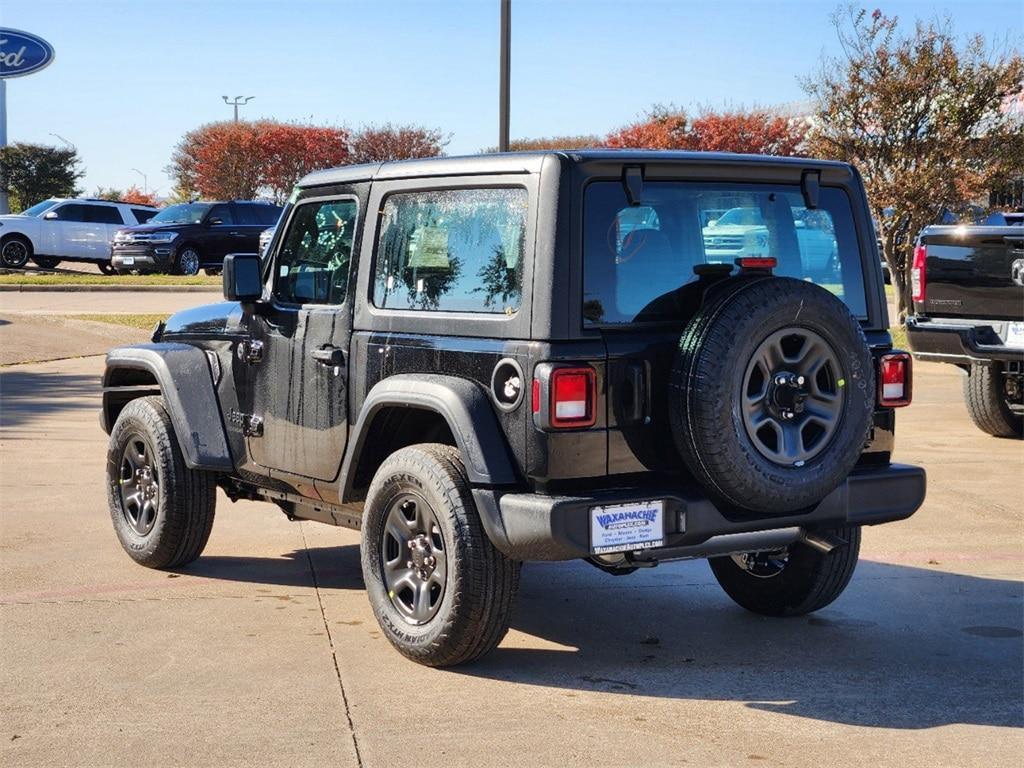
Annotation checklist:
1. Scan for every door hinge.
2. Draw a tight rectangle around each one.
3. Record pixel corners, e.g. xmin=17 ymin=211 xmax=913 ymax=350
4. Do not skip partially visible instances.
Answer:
xmin=228 ymin=409 xmax=264 ymax=437
xmin=237 ymin=339 xmax=264 ymax=364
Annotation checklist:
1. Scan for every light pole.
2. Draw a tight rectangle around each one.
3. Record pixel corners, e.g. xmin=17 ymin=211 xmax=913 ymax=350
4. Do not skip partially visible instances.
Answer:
xmin=131 ymin=168 xmax=147 ymax=195
xmin=49 ymin=132 xmax=74 ymax=148
xmin=498 ymin=0 xmax=510 ymax=152
xmin=222 ymin=95 xmax=254 ymax=122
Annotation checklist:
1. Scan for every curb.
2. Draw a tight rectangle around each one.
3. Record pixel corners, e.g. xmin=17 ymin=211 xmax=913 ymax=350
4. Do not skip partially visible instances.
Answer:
xmin=0 ymin=285 xmax=221 ymax=293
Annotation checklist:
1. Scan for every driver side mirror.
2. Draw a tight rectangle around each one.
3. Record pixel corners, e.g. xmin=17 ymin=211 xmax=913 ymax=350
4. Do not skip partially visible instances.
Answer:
xmin=43 ymin=211 xmax=59 ymax=220
xmin=223 ymin=253 xmax=263 ymax=303
xmin=707 ymin=219 xmax=718 ymax=228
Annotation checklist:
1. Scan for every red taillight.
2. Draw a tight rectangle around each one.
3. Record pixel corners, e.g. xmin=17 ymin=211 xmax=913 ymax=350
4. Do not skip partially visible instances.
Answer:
xmin=911 ymin=245 xmax=927 ymax=302
xmin=879 ymin=352 xmax=912 ymax=407
xmin=549 ymin=367 xmax=596 ymax=428
xmin=736 ymin=256 xmax=777 ymax=271
xmin=531 ymin=378 xmax=540 ymax=414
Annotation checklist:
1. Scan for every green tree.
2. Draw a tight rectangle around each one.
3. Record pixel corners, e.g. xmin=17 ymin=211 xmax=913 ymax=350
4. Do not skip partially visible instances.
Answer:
xmin=93 ymin=187 xmax=124 ymax=201
xmin=0 ymin=143 xmax=84 ymax=212
xmin=803 ymin=6 xmax=1024 ymax=320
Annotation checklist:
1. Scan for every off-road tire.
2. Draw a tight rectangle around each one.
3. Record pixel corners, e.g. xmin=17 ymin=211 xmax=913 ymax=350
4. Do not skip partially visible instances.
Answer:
xmin=670 ymin=277 xmax=875 ymax=514
xmin=31 ymin=256 xmax=61 ymax=270
xmin=0 ymin=235 xmax=32 ymax=269
xmin=963 ymin=363 xmax=1023 ymax=438
xmin=98 ymin=262 xmax=117 ymax=276
xmin=361 ymin=443 xmax=520 ymax=667
xmin=106 ymin=396 xmax=216 ymax=568
xmin=710 ymin=525 xmax=861 ymax=616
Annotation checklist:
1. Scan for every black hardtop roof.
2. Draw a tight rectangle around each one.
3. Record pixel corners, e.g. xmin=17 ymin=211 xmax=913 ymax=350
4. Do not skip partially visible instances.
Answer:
xmin=296 ymin=150 xmax=853 ymax=189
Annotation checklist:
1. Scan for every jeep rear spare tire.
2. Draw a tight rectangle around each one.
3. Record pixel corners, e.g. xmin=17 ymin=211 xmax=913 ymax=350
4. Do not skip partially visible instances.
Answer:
xmin=670 ymin=277 xmax=874 ymax=514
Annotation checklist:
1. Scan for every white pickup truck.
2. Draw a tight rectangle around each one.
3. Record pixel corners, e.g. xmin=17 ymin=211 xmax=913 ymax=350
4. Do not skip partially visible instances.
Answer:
xmin=0 ymin=198 xmax=157 ymax=272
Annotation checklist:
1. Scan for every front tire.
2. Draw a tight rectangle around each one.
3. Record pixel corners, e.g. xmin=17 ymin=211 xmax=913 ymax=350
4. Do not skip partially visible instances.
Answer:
xmin=963 ymin=363 xmax=1022 ymax=438
xmin=0 ymin=235 xmax=32 ymax=269
xmin=98 ymin=262 xmax=117 ymax=276
xmin=106 ymin=396 xmax=216 ymax=569
xmin=174 ymin=246 xmax=201 ymax=276
xmin=709 ymin=526 xmax=860 ymax=616
xmin=361 ymin=444 xmax=520 ymax=667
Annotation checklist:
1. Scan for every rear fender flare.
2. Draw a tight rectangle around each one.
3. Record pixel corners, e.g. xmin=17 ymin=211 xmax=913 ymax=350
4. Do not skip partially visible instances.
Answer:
xmin=339 ymin=374 xmax=519 ymax=503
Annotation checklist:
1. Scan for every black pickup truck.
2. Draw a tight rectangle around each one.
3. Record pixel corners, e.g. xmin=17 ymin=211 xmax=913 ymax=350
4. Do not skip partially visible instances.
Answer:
xmin=907 ymin=222 xmax=1024 ymax=437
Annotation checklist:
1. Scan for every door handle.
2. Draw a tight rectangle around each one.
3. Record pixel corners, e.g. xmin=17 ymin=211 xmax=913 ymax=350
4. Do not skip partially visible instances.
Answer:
xmin=311 ymin=346 xmax=345 ymax=366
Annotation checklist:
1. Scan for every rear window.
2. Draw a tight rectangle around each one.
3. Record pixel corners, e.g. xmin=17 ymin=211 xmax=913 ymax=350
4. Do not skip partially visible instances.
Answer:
xmin=583 ymin=181 xmax=867 ymax=325
xmin=85 ymin=205 xmax=124 ymax=225
xmin=373 ymin=188 xmax=527 ymax=314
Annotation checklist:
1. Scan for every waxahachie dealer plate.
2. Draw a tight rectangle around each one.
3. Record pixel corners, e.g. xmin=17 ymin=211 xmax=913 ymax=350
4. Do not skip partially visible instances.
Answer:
xmin=590 ymin=500 xmax=665 ymax=555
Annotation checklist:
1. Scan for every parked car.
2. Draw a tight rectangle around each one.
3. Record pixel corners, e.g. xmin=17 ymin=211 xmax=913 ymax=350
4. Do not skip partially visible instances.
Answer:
xmin=907 ymin=221 xmax=1023 ymax=437
xmin=100 ymin=151 xmax=924 ymax=667
xmin=702 ymin=205 xmax=839 ymax=280
xmin=110 ymin=200 xmax=281 ymax=276
xmin=0 ymin=198 xmax=157 ymax=272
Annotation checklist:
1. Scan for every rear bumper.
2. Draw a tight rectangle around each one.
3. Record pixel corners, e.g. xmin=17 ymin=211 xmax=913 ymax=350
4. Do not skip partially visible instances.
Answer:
xmin=907 ymin=316 xmax=1024 ymax=365
xmin=473 ymin=463 xmax=926 ymax=562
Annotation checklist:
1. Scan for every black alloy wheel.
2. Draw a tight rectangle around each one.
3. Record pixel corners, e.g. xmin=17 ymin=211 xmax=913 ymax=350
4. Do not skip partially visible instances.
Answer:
xmin=118 ymin=434 xmax=160 ymax=536
xmin=381 ymin=493 xmax=447 ymax=625
xmin=741 ymin=327 xmax=846 ymax=467
xmin=1 ymin=238 xmax=30 ymax=268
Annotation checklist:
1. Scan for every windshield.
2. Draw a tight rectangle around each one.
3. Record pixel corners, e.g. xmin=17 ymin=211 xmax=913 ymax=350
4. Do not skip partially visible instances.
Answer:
xmin=148 ymin=203 xmax=212 ymax=225
xmin=583 ymin=181 xmax=867 ymax=325
xmin=21 ymin=200 xmax=60 ymax=217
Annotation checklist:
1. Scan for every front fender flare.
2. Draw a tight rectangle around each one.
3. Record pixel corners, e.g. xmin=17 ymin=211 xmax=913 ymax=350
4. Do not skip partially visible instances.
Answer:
xmin=102 ymin=343 xmax=233 ymax=471
xmin=339 ymin=374 xmax=519 ymax=503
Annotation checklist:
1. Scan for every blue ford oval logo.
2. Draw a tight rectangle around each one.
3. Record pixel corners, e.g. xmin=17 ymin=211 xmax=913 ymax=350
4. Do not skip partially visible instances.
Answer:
xmin=0 ymin=29 xmax=55 ymax=79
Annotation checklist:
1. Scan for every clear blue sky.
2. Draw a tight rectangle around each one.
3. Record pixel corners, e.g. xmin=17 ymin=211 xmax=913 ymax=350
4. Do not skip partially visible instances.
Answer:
xmin=4 ymin=0 xmax=1021 ymax=197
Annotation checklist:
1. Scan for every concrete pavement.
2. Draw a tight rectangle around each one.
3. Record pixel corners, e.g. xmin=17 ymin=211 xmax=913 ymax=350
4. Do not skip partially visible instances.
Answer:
xmin=1 ymin=354 xmax=1022 ymax=767
xmin=0 ymin=291 xmax=217 ymax=315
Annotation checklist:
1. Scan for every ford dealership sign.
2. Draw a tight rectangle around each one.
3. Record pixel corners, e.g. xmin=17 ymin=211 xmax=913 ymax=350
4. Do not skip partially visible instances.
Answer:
xmin=0 ymin=29 xmax=55 ymax=79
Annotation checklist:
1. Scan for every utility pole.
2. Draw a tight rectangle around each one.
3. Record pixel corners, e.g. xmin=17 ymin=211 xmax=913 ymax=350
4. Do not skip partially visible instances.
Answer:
xmin=131 ymin=168 xmax=147 ymax=195
xmin=498 ymin=0 xmax=510 ymax=152
xmin=222 ymin=95 xmax=254 ymax=122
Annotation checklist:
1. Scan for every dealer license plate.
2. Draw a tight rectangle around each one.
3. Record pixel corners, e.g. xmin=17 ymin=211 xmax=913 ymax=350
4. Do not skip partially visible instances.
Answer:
xmin=590 ymin=500 xmax=664 ymax=555
xmin=120 ymin=257 xmax=135 ymax=266
xmin=1006 ymin=321 xmax=1024 ymax=348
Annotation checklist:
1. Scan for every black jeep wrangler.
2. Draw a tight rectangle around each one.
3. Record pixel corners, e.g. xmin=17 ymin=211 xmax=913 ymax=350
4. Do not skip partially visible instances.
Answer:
xmin=101 ymin=151 xmax=926 ymax=667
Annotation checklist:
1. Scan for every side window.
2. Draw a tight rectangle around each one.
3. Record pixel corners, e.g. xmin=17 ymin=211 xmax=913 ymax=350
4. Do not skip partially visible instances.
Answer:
xmin=262 ymin=206 xmax=283 ymax=225
xmin=132 ymin=208 xmax=156 ymax=224
xmin=207 ymin=204 xmax=233 ymax=225
xmin=373 ymin=188 xmax=527 ymax=314
xmin=275 ymin=198 xmax=358 ymax=305
xmin=234 ymin=204 xmax=262 ymax=226
xmin=51 ymin=204 xmax=88 ymax=222
xmin=85 ymin=205 xmax=124 ymax=225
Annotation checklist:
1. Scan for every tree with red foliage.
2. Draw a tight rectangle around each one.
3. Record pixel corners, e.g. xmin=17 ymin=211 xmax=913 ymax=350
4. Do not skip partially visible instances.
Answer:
xmin=348 ymin=123 xmax=447 ymax=165
xmin=258 ymin=123 xmax=349 ymax=203
xmin=120 ymin=185 xmax=159 ymax=207
xmin=604 ymin=106 xmax=807 ymax=156
xmin=168 ymin=120 xmax=348 ymax=203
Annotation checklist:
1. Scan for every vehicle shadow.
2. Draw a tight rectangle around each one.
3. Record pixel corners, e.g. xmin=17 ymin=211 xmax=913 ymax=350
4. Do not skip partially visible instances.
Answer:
xmin=461 ymin=558 xmax=1024 ymax=730
xmin=183 ymin=542 xmax=1022 ymax=730
xmin=0 ymin=369 xmax=99 ymax=431
xmin=179 ymin=545 xmax=365 ymax=592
